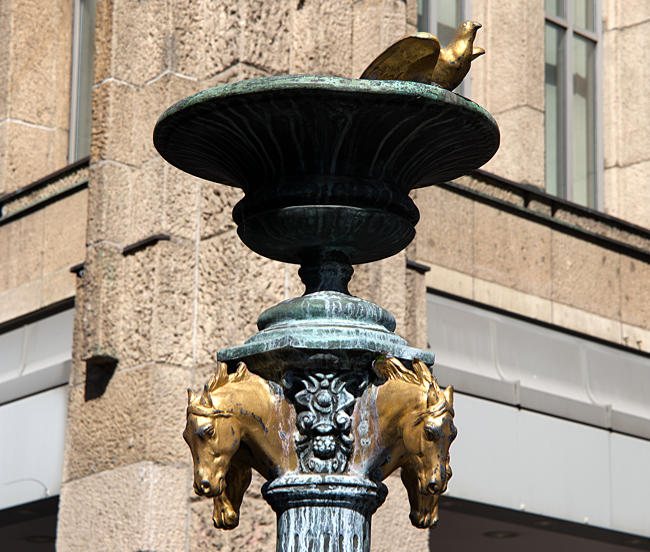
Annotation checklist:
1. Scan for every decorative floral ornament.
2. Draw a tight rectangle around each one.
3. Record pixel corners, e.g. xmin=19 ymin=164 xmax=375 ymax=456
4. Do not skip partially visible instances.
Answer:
xmin=284 ymin=369 xmax=367 ymax=473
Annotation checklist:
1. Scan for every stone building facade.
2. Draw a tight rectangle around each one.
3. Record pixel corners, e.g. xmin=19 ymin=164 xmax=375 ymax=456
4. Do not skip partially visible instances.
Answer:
xmin=1 ymin=1 xmax=649 ymax=551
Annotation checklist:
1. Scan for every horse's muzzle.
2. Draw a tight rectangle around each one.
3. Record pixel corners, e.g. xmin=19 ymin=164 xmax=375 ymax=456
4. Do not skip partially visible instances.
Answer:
xmin=427 ymin=481 xmax=442 ymax=494
xmin=426 ymin=476 xmax=448 ymax=495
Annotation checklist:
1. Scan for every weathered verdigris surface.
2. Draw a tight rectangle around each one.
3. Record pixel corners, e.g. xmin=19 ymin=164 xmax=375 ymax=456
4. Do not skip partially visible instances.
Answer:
xmin=153 ymin=76 xmax=499 ymax=271
xmin=156 ymin=74 xmax=495 ymax=552
xmin=154 ymin=74 xmax=498 ymax=377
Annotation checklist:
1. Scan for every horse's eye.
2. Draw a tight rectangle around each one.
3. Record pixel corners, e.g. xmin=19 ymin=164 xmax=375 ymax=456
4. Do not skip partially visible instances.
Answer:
xmin=198 ymin=424 xmax=214 ymax=438
xmin=424 ymin=424 xmax=441 ymax=441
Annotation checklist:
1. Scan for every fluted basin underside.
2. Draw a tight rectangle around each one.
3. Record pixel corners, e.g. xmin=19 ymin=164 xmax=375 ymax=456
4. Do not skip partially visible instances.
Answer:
xmin=153 ymin=75 xmax=499 ymax=266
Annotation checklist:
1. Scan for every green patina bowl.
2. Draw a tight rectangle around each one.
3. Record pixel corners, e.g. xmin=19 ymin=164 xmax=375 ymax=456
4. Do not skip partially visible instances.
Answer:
xmin=153 ymin=75 xmax=499 ymax=267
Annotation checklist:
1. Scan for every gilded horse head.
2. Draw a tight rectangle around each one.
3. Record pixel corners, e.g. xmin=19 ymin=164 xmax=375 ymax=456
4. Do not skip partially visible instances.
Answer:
xmin=185 ymin=362 xmax=243 ymax=500
xmin=372 ymin=357 xmax=456 ymax=528
xmin=184 ymin=361 xmax=296 ymax=529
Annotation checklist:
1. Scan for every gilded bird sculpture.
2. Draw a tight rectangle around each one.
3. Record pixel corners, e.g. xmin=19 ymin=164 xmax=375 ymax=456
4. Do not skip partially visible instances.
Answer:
xmin=360 ymin=21 xmax=484 ymax=91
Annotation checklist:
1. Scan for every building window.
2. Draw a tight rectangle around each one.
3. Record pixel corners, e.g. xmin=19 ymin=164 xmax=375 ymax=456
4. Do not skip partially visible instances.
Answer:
xmin=417 ymin=0 xmax=471 ymax=96
xmin=68 ymin=0 xmax=96 ymax=162
xmin=545 ymin=0 xmax=601 ymax=208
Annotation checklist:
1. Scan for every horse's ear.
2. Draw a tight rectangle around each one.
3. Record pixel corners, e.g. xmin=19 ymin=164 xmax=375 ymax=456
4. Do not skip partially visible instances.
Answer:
xmin=426 ymin=375 xmax=444 ymax=407
xmin=412 ymin=358 xmax=433 ymax=387
xmin=230 ymin=362 xmax=249 ymax=382
xmin=211 ymin=362 xmax=229 ymax=391
xmin=199 ymin=384 xmax=215 ymax=408
xmin=444 ymin=385 xmax=454 ymax=408
xmin=426 ymin=383 xmax=438 ymax=407
xmin=187 ymin=388 xmax=196 ymax=404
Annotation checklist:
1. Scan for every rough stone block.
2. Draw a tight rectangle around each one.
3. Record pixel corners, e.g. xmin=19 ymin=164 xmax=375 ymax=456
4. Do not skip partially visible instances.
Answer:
xmin=0 ymin=223 xmax=9 ymax=293
xmin=351 ymin=252 xmax=408 ymax=336
xmin=3 ymin=121 xmax=60 ymax=193
xmin=162 ymin=162 xmax=202 ymax=241
xmin=119 ymin=243 xmax=162 ymax=368
xmin=8 ymin=0 xmax=73 ymax=127
xmin=602 ymin=28 xmax=620 ymax=169
xmin=617 ymin=21 xmax=650 ymax=167
xmin=0 ymin=6 xmax=9 ymax=120
xmin=0 ymin=208 xmax=45 ymax=292
xmin=199 ymin=178 xmax=241 ymax=240
xmin=80 ymin=237 xmax=197 ymax=372
xmin=196 ymin=231 xmax=287 ymax=365
xmin=473 ymin=202 xmax=552 ymax=298
xmin=78 ymin=243 xmax=123 ymax=362
xmin=290 ymin=0 xmax=354 ymax=76
xmin=88 ymin=158 xmax=201 ymax=247
xmin=404 ymin=266 xmax=427 ymax=348
xmin=0 ymin=280 xmax=42 ymax=325
xmin=93 ymin=0 xmax=115 ymax=85
xmin=54 ymin=126 xmax=70 ymax=167
xmin=86 ymin=160 xmax=134 ymax=245
xmin=91 ymin=80 xmax=136 ymax=165
xmin=551 ymin=232 xmax=621 ymax=320
xmin=480 ymin=0 xmax=544 ymax=114
xmin=605 ymin=160 xmax=650 ymax=230
xmin=201 ymin=62 xmax=270 ymax=89
xmin=151 ymin=239 xmax=196 ymax=367
xmin=609 ymin=0 xmax=650 ymax=30
xmin=42 ymin=189 xmax=88 ymax=274
xmin=190 ymin=471 xmax=276 ymax=552
xmin=483 ymin=106 xmax=544 ymax=189
xmin=41 ymin=268 xmax=77 ymax=307
xmin=57 ymin=461 xmax=189 ymax=552
xmin=109 ymin=0 xmax=170 ymax=86
xmin=405 ymin=0 xmax=418 ymax=25
xmin=240 ymin=0 xmax=291 ymax=73
xmin=125 ymin=158 xmax=165 ymax=244
xmin=63 ymin=364 xmax=191 ymax=482
xmin=0 ymin=123 xmax=6 ymax=194
xmin=132 ymin=72 xmax=200 ymax=167
xmin=352 ymin=0 xmax=384 ymax=78
xmin=381 ymin=0 xmax=407 ymax=45
xmin=372 ymin=472 xmax=429 ymax=552
xmin=467 ymin=0 xmax=489 ymax=107
xmin=414 ymin=185 xmax=475 ymax=275
xmin=70 ymin=273 xmax=87 ymax=386
xmin=621 ymin=257 xmax=650 ymax=330
xmin=171 ymin=0 xmax=240 ymax=80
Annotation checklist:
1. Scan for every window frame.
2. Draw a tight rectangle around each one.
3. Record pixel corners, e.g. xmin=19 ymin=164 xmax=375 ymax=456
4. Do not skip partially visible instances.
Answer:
xmin=545 ymin=0 xmax=603 ymax=210
xmin=68 ymin=0 xmax=96 ymax=162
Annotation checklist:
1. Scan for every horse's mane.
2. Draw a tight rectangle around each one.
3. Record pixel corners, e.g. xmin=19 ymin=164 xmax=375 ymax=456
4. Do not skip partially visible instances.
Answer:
xmin=187 ymin=362 xmax=253 ymax=416
xmin=374 ymin=356 xmax=437 ymax=389
xmin=374 ymin=356 xmax=451 ymax=417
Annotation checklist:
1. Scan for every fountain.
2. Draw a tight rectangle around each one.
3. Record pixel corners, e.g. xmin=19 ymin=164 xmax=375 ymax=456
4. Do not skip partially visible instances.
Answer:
xmin=154 ymin=24 xmax=498 ymax=552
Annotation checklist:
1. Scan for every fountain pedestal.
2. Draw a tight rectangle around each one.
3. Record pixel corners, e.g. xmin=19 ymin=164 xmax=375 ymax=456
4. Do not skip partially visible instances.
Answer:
xmin=155 ymin=75 xmax=498 ymax=551
xmin=264 ymin=476 xmax=387 ymax=552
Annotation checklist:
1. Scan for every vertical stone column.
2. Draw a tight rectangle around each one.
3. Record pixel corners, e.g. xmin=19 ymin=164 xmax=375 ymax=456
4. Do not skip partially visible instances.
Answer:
xmin=471 ymin=0 xmax=545 ymax=188
xmin=57 ymin=1 xmax=204 ymax=549
xmin=602 ymin=0 xmax=650 ymax=228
